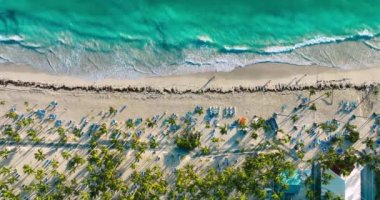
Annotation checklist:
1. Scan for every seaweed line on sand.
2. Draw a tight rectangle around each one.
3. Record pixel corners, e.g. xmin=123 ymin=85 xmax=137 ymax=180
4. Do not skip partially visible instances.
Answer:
xmin=0 ymin=78 xmax=378 ymax=95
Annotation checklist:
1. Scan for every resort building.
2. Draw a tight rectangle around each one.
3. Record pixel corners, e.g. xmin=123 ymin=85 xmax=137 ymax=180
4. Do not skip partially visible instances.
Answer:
xmin=312 ymin=163 xmax=378 ymax=200
xmin=322 ymin=166 xmax=362 ymax=200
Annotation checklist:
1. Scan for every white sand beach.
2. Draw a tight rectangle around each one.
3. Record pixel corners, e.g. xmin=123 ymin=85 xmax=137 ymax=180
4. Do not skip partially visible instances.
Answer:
xmin=0 ymin=63 xmax=379 ymax=199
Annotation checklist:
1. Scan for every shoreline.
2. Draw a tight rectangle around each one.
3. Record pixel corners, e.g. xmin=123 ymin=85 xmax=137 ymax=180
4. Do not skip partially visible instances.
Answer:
xmin=0 ymin=63 xmax=380 ymax=93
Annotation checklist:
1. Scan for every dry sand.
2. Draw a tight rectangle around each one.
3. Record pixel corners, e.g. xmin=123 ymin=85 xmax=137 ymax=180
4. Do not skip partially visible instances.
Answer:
xmin=0 ymin=63 xmax=379 ymax=193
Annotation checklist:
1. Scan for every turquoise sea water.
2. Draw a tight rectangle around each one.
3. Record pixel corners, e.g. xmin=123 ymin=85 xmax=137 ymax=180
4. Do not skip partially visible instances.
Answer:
xmin=1 ymin=0 xmax=380 ymax=78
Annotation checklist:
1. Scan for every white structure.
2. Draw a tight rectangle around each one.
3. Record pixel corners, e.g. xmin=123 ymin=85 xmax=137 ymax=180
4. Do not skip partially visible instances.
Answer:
xmin=322 ymin=166 xmax=363 ymax=200
xmin=321 ymin=166 xmax=363 ymax=200
xmin=311 ymin=162 xmax=377 ymax=200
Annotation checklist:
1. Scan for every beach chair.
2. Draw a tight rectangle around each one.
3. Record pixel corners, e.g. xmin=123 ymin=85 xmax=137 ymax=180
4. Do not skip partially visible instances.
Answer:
xmin=55 ymin=120 xmax=62 ymax=127
xmin=135 ymin=118 xmax=143 ymax=126
xmin=35 ymin=109 xmax=46 ymax=119
xmin=111 ymin=119 xmax=118 ymax=126
xmin=49 ymin=101 xmax=58 ymax=109
xmin=49 ymin=114 xmax=57 ymax=120
xmin=194 ymin=105 xmax=203 ymax=115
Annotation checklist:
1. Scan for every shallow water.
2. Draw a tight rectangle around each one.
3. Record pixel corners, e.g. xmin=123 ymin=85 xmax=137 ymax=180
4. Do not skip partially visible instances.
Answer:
xmin=1 ymin=0 xmax=380 ymax=79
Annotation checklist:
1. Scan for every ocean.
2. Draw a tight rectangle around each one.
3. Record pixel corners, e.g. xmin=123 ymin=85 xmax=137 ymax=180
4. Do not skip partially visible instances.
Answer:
xmin=1 ymin=0 xmax=380 ymax=79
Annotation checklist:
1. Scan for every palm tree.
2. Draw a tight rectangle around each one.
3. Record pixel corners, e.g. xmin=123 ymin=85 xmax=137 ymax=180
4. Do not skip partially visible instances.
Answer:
xmin=149 ymin=137 xmax=158 ymax=149
xmin=51 ymin=159 xmax=59 ymax=169
xmin=34 ymin=168 xmax=46 ymax=181
xmin=309 ymin=89 xmax=316 ymax=99
xmin=309 ymin=103 xmax=317 ymax=111
xmin=1 ymin=188 xmax=19 ymax=199
xmin=81 ymin=191 xmax=90 ymax=200
xmin=5 ymin=110 xmax=18 ymax=120
xmin=130 ymin=166 xmax=168 ymax=199
xmin=219 ymin=124 xmax=228 ymax=135
xmin=291 ymin=115 xmax=299 ymax=123
xmin=146 ymin=118 xmax=156 ymax=128
xmin=23 ymin=164 xmax=34 ymax=175
xmin=200 ymin=146 xmax=211 ymax=155
xmin=109 ymin=106 xmax=117 ymax=116
xmin=72 ymin=127 xmax=82 ymax=138
xmin=126 ymin=119 xmax=135 ymax=129
xmin=363 ymin=137 xmax=375 ymax=150
xmin=61 ymin=150 xmax=71 ymax=160
xmin=68 ymin=154 xmax=85 ymax=172
xmin=0 ymin=148 xmax=11 ymax=159
xmin=0 ymin=166 xmax=11 ymax=176
xmin=34 ymin=149 xmax=45 ymax=161
xmin=27 ymin=129 xmax=37 ymax=139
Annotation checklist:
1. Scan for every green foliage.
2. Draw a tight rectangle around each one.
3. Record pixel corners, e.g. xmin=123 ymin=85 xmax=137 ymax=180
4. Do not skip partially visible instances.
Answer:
xmin=126 ymin=119 xmax=135 ymax=129
xmin=173 ymin=150 xmax=295 ymax=199
xmin=309 ymin=89 xmax=316 ymax=97
xmin=296 ymin=150 xmax=305 ymax=159
xmin=317 ymin=148 xmax=358 ymax=177
xmin=309 ymin=103 xmax=317 ymax=111
xmin=251 ymin=131 xmax=258 ymax=139
xmin=129 ymin=166 xmax=168 ymax=199
xmin=16 ymin=117 xmax=34 ymax=127
xmin=250 ymin=117 xmax=266 ymax=130
xmin=219 ymin=124 xmax=228 ymax=135
xmin=72 ymin=127 xmax=82 ymax=138
xmin=149 ymin=137 xmax=159 ymax=149
xmin=146 ymin=118 xmax=157 ymax=128
xmin=34 ymin=149 xmax=45 ymax=161
xmin=175 ymin=129 xmax=201 ymax=151
xmin=0 ymin=148 xmax=11 ymax=159
xmin=200 ymin=146 xmax=211 ymax=155
xmin=23 ymin=164 xmax=34 ymax=175
xmin=84 ymin=147 xmax=125 ymax=198
xmin=5 ymin=111 xmax=18 ymax=120
xmin=67 ymin=154 xmax=86 ymax=172
xmin=194 ymin=107 xmax=204 ymax=115
xmin=325 ymin=91 xmax=332 ymax=98
xmin=109 ymin=106 xmax=117 ymax=115
xmin=211 ymin=137 xmax=220 ymax=143
xmin=3 ymin=125 xmax=20 ymax=142
xmin=290 ymin=115 xmax=299 ymax=123
xmin=319 ymin=120 xmax=339 ymax=133
xmin=345 ymin=124 xmax=359 ymax=143
xmin=98 ymin=123 xmax=108 ymax=135
xmin=61 ymin=150 xmax=71 ymax=160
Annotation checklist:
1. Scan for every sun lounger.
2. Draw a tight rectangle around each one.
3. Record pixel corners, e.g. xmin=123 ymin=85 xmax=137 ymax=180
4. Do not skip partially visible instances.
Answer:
xmin=48 ymin=114 xmax=56 ymax=120
xmin=35 ymin=109 xmax=46 ymax=119
xmin=135 ymin=118 xmax=143 ymax=126
xmin=338 ymin=100 xmax=358 ymax=113
xmin=111 ymin=119 xmax=117 ymax=126
xmin=55 ymin=120 xmax=62 ymax=127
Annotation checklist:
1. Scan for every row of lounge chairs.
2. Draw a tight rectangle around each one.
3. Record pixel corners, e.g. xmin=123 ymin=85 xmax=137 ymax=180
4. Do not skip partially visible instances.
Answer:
xmin=338 ymin=100 xmax=358 ymax=113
